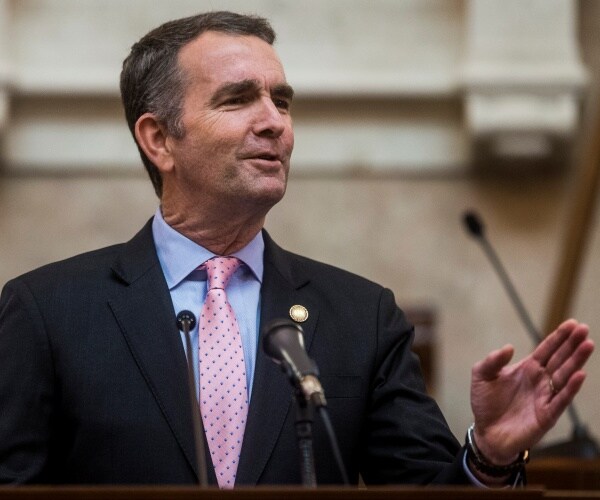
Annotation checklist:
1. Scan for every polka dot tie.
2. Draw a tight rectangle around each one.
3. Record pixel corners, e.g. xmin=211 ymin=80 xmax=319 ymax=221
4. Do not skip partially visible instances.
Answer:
xmin=198 ymin=256 xmax=248 ymax=489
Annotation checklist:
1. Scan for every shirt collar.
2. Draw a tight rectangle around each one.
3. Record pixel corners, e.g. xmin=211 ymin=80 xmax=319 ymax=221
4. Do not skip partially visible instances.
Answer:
xmin=151 ymin=208 xmax=264 ymax=290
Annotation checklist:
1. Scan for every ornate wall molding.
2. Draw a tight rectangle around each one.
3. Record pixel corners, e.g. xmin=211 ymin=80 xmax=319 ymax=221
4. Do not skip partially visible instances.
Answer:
xmin=463 ymin=0 xmax=587 ymax=165
xmin=0 ymin=0 xmax=589 ymax=174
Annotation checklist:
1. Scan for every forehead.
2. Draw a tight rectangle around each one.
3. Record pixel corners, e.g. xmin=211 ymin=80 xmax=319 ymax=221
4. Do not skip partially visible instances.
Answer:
xmin=177 ymin=31 xmax=287 ymax=89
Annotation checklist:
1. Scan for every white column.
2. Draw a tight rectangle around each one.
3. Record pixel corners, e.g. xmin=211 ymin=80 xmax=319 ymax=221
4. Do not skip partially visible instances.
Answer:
xmin=462 ymin=0 xmax=587 ymax=164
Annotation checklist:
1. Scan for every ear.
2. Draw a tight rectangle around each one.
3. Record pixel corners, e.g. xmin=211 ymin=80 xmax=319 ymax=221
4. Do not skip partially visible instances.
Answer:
xmin=134 ymin=113 xmax=175 ymax=173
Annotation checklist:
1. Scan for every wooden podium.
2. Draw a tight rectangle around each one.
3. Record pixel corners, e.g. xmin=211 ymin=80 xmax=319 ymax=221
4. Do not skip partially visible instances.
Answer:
xmin=0 ymin=486 xmax=598 ymax=500
xmin=1 ymin=460 xmax=599 ymax=500
xmin=0 ymin=486 xmax=548 ymax=500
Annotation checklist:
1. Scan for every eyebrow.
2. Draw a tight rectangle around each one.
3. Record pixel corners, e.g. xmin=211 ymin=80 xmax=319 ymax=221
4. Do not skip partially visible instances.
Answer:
xmin=209 ymin=79 xmax=294 ymax=107
xmin=272 ymin=83 xmax=295 ymax=101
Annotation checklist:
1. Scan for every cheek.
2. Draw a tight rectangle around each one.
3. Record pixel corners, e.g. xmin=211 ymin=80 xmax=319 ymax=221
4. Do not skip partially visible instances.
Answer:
xmin=283 ymin=126 xmax=295 ymax=155
xmin=186 ymin=112 xmax=241 ymax=151
xmin=183 ymin=131 xmax=237 ymax=163
xmin=209 ymin=124 xmax=250 ymax=157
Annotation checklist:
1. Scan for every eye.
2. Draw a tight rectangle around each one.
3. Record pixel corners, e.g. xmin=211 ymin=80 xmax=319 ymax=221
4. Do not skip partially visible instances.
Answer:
xmin=223 ymin=95 xmax=251 ymax=106
xmin=273 ymin=98 xmax=291 ymax=111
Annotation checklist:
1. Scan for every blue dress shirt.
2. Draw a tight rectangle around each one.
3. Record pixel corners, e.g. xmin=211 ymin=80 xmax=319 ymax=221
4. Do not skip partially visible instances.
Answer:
xmin=152 ymin=208 xmax=263 ymax=401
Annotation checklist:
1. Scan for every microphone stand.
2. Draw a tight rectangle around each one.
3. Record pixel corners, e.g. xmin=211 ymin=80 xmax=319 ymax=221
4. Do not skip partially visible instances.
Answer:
xmin=293 ymin=391 xmax=318 ymax=487
xmin=463 ymin=211 xmax=599 ymax=459
xmin=176 ymin=311 xmax=210 ymax=486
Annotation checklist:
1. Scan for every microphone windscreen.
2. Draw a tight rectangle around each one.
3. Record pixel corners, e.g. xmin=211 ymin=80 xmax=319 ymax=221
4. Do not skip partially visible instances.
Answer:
xmin=262 ymin=318 xmax=317 ymax=377
xmin=262 ymin=318 xmax=305 ymax=362
xmin=176 ymin=310 xmax=197 ymax=331
xmin=463 ymin=210 xmax=485 ymax=238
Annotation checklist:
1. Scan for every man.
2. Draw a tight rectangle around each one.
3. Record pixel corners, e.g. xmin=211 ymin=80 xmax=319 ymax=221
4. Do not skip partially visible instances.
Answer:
xmin=0 ymin=11 xmax=594 ymax=487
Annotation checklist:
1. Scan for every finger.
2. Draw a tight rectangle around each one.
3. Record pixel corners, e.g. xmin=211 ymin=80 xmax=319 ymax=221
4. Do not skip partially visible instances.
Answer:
xmin=549 ymin=338 xmax=594 ymax=392
xmin=472 ymin=344 xmax=514 ymax=381
xmin=546 ymin=370 xmax=587 ymax=425
xmin=545 ymin=323 xmax=590 ymax=374
xmin=532 ymin=319 xmax=578 ymax=367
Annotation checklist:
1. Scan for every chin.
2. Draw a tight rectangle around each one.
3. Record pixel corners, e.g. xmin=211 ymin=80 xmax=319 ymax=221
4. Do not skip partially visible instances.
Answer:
xmin=248 ymin=184 xmax=287 ymax=209
xmin=259 ymin=188 xmax=286 ymax=207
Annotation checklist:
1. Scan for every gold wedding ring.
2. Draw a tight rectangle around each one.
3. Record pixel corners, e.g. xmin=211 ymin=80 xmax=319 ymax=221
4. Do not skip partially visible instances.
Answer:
xmin=549 ymin=376 xmax=558 ymax=395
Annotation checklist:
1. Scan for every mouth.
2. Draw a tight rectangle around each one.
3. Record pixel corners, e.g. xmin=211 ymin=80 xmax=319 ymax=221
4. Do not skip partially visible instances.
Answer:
xmin=256 ymin=154 xmax=279 ymax=161
xmin=243 ymin=152 xmax=285 ymax=169
xmin=246 ymin=152 xmax=281 ymax=162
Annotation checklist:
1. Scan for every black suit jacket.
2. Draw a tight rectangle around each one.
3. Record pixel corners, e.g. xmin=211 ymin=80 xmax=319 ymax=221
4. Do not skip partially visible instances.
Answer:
xmin=0 ymin=220 xmax=468 ymax=485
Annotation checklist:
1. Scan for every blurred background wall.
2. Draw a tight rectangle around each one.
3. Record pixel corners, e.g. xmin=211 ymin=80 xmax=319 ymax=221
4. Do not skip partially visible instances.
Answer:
xmin=0 ymin=0 xmax=598 ymax=451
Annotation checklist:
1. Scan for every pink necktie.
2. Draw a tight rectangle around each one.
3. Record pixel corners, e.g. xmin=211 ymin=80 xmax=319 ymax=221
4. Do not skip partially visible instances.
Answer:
xmin=198 ymin=256 xmax=248 ymax=489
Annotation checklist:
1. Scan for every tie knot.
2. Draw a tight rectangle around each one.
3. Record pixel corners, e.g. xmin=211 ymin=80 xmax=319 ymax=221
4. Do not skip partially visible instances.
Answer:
xmin=202 ymin=256 xmax=241 ymax=291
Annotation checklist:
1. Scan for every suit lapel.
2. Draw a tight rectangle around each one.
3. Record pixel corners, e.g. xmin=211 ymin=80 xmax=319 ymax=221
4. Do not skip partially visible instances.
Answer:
xmin=106 ymin=224 xmax=320 ymax=485
xmin=236 ymin=232 xmax=320 ymax=485
xmin=107 ymin=221 xmax=199 ymax=481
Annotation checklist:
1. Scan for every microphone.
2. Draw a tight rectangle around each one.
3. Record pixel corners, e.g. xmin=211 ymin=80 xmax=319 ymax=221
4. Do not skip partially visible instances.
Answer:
xmin=263 ymin=318 xmax=350 ymax=485
xmin=262 ymin=318 xmax=327 ymax=407
xmin=462 ymin=209 xmax=599 ymax=459
xmin=462 ymin=210 xmax=541 ymax=344
xmin=176 ymin=310 xmax=209 ymax=486
xmin=176 ymin=310 xmax=197 ymax=333
xmin=463 ymin=211 xmax=484 ymax=238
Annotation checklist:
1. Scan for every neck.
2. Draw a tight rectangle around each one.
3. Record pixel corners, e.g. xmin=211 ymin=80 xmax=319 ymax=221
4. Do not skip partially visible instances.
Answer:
xmin=160 ymin=203 xmax=266 ymax=255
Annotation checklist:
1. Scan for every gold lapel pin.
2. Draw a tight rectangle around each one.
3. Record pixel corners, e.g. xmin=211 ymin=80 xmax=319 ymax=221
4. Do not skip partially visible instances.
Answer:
xmin=289 ymin=305 xmax=309 ymax=323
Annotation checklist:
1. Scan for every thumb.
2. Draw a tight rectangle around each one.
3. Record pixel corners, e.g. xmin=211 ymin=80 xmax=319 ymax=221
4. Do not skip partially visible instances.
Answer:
xmin=472 ymin=344 xmax=515 ymax=381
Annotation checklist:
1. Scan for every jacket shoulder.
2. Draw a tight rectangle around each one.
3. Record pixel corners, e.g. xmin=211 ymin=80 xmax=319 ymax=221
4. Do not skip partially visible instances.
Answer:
xmin=6 ymin=243 xmax=125 ymax=290
xmin=4 ymin=220 xmax=155 ymax=293
xmin=263 ymin=230 xmax=386 ymax=301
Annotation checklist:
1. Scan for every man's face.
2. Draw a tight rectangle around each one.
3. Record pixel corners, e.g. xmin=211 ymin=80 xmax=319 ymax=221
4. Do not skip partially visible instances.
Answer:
xmin=164 ymin=31 xmax=294 ymax=214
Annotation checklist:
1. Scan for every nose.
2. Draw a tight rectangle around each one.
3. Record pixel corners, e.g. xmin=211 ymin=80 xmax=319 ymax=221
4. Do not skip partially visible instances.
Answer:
xmin=253 ymin=97 xmax=287 ymax=138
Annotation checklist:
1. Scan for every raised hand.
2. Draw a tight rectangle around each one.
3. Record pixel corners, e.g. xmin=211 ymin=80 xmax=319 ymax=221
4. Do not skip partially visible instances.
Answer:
xmin=469 ymin=319 xmax=594 ymax=465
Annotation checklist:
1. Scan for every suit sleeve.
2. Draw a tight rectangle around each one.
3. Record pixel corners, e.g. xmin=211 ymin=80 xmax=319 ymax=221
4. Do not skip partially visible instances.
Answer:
xmin=360 ymin=287 xmax=470 ymax=485
xmin=0 ymin=279 xmax=55 ymax=484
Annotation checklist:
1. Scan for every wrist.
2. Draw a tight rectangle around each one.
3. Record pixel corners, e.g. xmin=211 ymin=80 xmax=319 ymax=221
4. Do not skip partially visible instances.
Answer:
xmin=472 ymin=427 xmax=519 ymax=465
xmin=465 ymin=424 xmax=529 ymax=478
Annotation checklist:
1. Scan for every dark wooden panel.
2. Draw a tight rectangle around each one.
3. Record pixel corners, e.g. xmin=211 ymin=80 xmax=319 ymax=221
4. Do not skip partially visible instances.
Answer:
xmin=527 ymin=458 xmax=600 ymax=491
